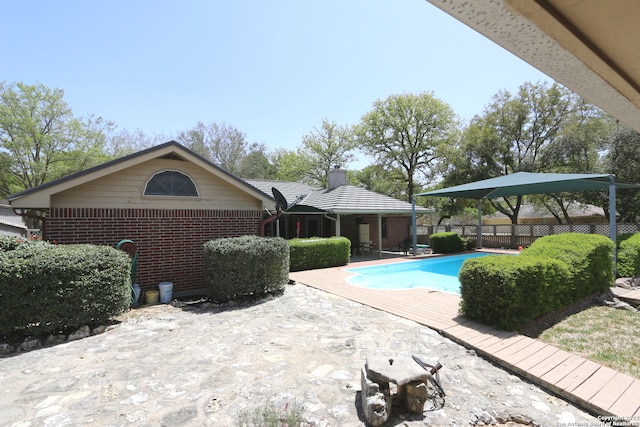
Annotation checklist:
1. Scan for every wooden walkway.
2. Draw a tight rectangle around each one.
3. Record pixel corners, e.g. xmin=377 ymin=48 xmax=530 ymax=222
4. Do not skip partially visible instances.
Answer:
xmin=289 ymin=258 xmax=640 ymax=418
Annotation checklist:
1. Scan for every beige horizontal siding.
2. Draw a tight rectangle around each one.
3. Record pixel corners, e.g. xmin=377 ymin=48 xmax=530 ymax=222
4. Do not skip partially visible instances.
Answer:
xmin=51 ymin=158 xmax=262 ymax=210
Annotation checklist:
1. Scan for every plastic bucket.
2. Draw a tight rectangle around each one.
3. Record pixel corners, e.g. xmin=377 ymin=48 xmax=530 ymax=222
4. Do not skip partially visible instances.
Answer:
xmin=145 ymin=290 xmax=159 ymax=305
xmin=158 ymin=282 xmax=173 ymax=304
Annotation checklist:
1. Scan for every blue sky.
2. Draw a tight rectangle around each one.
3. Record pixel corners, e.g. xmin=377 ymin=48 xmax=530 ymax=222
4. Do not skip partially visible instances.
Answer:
xmin=3 ymin=0 xmax=550 ymax=165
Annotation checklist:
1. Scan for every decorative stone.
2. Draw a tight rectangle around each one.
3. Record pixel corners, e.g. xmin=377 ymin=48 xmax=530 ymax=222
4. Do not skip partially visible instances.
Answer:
xmin=0 ymin=343 xmax=15 ymax=354
xmin=44 ymin=334 xmax=67 ymax=346
xmin=360 ymin=356 xmax=437 ymax=425
xmin=403 ymin=380 xmax=429 ymax=413
xmin=68 ymin=325 xmax=91 ymax=341
xmin=20 ymin=337 xmax=41 ymax=352
xmin=92 ymin=325 xmax=107 ymax=335
xmin=360 ymin=366 xmax=390 ymax=427
xmin=365 ymin=356 xmax=429 ymax=386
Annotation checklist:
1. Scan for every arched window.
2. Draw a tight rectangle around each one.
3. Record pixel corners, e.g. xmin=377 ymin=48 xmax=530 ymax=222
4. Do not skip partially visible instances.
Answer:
xmin=144 ymin=170 xmax=198 ymax=197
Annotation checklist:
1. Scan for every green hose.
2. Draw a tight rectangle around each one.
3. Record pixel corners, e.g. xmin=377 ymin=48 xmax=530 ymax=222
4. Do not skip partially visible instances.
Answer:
xmin=116 ymin=239 xmax=139 ymax=304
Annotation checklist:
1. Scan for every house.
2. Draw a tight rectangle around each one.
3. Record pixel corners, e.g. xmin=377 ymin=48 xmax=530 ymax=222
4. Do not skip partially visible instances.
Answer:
xmin=8 ymin=142 xmax=428 ymax=296
xmin=0 ymin=203 xmax=28 ymax=237
xmin=247 ymin=167 xmax=431 ymax=254
xmin=481 ymin=203 xmax=606 ymax=226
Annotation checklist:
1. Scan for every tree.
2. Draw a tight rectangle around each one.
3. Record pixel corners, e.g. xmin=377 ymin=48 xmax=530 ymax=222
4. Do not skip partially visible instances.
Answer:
xmin=352 ymin=164 xmax=407 ymax=200
xmin=236 ymin=147 xmax=278 ymax=179
xmin=177 ymin=121 xmax=275 ymax=178
xmin=441 ymin=82 xmax=576 ymax=224
xmin=105 ymin=128 xmax=167 ymax=158
xmin=355 ymin=92 xmax=458 ymax=202
xmin=602 ymin=125 xmax=640 ymax=222
xmin=0 ymin=81 xmax=114 ymax=199
xmin=530 ymin=100 xmax=613 ymax=223
xmin=272 ymin=148 xmax=308 ymax=183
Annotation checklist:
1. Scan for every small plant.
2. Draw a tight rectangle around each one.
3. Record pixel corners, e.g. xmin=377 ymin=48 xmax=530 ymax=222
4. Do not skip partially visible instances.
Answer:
xmin=236 ymin=400 xmax=308 ymax=427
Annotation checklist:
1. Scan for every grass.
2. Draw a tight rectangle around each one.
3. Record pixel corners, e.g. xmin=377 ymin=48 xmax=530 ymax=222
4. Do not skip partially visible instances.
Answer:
xmin=235 ymin=400 xmax=311 ymax=427
xmin=539 ymin=305 xmax=640 ymax=380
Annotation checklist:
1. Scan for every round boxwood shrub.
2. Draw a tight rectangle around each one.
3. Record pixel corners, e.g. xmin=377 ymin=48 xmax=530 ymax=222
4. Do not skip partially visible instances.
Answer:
xmin=459 ymin=255 xmax=569 ymax=331
xmin=617 ymin=232 xmax=640 ymax=278
xmin=204 ymin=235 xmax=289 ymax=302
xmin=430 ymin=232 xmax=465 ymax=254
xmin=0 ymin=242 xmax=131 ymax=338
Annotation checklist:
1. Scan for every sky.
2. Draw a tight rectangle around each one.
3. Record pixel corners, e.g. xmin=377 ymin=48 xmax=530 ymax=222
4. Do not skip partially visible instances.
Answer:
xmin=3 ymin=0 xmax=551 ymax=167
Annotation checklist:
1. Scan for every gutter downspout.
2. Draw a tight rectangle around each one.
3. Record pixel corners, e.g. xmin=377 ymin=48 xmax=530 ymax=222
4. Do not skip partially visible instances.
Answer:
xmin=260 ymin=211 xmax=282 ymax=237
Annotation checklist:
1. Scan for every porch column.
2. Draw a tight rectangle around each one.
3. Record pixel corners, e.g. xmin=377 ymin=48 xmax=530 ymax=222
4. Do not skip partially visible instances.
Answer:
xmin=377 ymin=213 xmax=382 ymax=258
xmin=336 ymin=214 xmax=341 ymax=236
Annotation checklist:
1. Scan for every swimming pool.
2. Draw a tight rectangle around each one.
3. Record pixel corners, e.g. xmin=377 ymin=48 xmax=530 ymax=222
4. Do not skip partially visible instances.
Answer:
xmin=345 ymin=252 xmax=496 ymax=294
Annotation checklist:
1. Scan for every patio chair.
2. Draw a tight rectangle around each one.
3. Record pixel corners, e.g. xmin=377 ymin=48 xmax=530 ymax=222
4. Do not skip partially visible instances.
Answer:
xmin=399 ymin=237 xmax=412 ymax=255
xmin=360 ymin=241 xmax=372 ymax=255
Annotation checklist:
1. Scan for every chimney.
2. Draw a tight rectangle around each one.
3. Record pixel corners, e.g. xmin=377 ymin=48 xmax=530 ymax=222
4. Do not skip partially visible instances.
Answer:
xmin=328 ymin=166 xmax=347 ymax=189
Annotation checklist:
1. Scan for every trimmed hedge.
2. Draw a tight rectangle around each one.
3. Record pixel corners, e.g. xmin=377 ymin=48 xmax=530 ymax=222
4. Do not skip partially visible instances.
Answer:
xmin=617 ymin=232 xmax=640 ymax=278
xmin=520 ymin=233 xmax=614 ymax=298
xmin=289 ymin=237 xmax=350 ymax=272
xmin=0 ymin=235 xmax=31 ymax=252
xmin=0 ymin=242 xmax=131 ymax=338
xmin=459 ymin=255 xmax=569 ymax=330
xmin=204 ymin=235 xmax=289 ymax=302
xmin=430 ymin=232 xmax=465 ymax=254
xmin=459 ymin=233 xmax=614 ymax=331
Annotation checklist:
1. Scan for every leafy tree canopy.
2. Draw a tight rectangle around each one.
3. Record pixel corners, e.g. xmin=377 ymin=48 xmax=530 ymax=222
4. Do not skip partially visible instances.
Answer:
xmin=355 ymin=92 xmax=458 ymax=202
xmin=0 ymin=81 xmax=114 ymax=198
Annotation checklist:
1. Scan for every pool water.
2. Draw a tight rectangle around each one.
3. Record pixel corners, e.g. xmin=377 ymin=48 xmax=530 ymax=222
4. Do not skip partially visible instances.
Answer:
xmin=345 ymin=252 xmax=496 ymax=294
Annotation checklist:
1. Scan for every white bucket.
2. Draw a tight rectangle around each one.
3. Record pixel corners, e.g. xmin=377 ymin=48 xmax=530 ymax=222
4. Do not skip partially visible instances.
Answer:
xmin=158 ymin=282 xmax=173 ymax=304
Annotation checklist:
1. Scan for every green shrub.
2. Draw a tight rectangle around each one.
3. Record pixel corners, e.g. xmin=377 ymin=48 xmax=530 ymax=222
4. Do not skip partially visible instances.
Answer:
xmin=520 ymin=233 xmax=614 ymax=297
xmin=0 ymin=243 xmax=131 ymax=338
xmin=204 ymin=235 xmax=289 ymax=302
xmin=459 ymin=255 xmax=569 ymax=330
xmin=0 ymin=235 xmax=31 ymax=252
xmin=289 ymin=236 xmax=350 ymax=272
xmin=617 ymin=233 xmax=640 ymax=278
xmin=430 ymin=232 xmax=465 ymax=254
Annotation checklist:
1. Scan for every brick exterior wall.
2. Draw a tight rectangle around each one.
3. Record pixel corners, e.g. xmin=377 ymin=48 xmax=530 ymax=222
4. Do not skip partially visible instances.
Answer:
xmin=45 ymin=208 xmax=263 ymax=295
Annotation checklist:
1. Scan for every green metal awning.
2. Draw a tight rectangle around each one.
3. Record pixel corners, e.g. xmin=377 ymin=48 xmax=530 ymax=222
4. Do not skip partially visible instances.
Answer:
xmin=410 ymin=172 xmax=640 ymax=274
xmin=416 ymin=172 xmax=640 ymax=199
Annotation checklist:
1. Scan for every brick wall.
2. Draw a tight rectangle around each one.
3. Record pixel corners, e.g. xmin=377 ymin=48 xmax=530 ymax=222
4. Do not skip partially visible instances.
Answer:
xmin=45 ymin=208 xmax=263 ymax=295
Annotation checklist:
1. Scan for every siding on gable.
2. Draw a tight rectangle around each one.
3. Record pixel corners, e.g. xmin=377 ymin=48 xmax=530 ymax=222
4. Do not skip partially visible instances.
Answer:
xmin=51 ymin=158 xmax=263 ymax=210
xmin=45 ymin=207 xmax=264 ymax=294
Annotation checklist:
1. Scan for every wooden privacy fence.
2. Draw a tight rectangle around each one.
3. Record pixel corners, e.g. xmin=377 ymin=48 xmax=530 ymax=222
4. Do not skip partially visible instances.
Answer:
xmin=418 ymin=223 xmax=640 ymax=249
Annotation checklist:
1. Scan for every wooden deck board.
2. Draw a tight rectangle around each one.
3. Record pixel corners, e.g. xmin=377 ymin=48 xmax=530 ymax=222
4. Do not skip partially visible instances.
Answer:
xmin=554 ymin=359 xmax=602 ymax=392
xmin=571 ymin=366 xmax=618 ymax=406
xmin=607 ymin=379 xmax=640 ymax=417
xmin=589 ymin=372 xmax=636 ymax=412
xmin=491 ymin=336 xmax=537 ymax=359
xmin=289 ymin=261 xmax=640 ymax=418
xmin=497 ymin=340 xmax=548 ymax=366
xmin=514 ymin=345 xmax=562 ymax=372
xmin=526 ymin=349 xmax=573 ymax=378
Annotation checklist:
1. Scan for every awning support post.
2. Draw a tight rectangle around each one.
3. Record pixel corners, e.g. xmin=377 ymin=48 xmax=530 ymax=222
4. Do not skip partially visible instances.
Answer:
xmin=477 ymin=199 xmax=483 ymax=249
xmin=411 ymin=195 xmax=417 ymax=256
xmin=610 ymin=175 xmax=617 ymax=277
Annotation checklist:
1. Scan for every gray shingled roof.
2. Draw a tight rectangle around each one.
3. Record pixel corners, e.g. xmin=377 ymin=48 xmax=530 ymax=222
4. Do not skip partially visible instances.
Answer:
xmin=246 ymin=179 xmax=430 ymax=215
